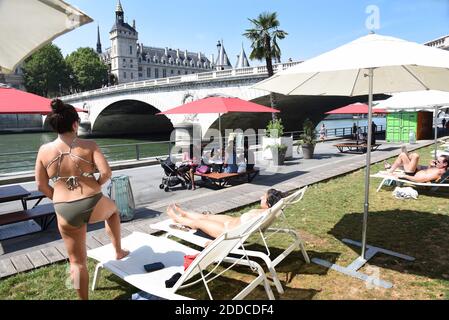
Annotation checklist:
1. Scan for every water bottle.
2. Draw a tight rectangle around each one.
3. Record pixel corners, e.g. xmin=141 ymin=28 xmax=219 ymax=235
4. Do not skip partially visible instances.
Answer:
xmin=409 ymin=130 xmax=416 ymax=144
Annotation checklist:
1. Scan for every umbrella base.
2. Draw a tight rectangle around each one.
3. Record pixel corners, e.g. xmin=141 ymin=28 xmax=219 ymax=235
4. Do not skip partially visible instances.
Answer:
xmin=311 ymin=238 xmax=415 ymax=289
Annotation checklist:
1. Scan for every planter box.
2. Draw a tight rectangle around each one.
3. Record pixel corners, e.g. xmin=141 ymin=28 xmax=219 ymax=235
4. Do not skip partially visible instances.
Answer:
xmin=262 ymin=136 xmax=293 ymax=160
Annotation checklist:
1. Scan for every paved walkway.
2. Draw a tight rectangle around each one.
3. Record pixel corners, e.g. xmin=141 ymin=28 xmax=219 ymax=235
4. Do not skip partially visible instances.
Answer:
xmin=0 ymin=138 xmax=440 ymax=278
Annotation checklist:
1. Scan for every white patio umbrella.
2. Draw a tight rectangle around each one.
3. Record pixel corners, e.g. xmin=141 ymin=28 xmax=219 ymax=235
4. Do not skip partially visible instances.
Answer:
xmin=376 ymin=90 xmax=449 ymax=159
xmin=254 ymin=32 xmax=449 ymax=288
xmin=0 ymin=0 xmax=93 ymax=74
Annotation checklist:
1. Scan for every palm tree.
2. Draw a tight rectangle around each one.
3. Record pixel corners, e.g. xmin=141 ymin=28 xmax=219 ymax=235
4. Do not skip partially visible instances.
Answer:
xmin=243 ymin=12 xmax=288 ymax=120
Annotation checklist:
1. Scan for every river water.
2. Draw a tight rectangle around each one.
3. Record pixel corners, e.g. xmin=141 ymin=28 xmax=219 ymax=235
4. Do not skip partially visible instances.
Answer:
xmin=0 ymin=117 xmax=386 ymax=175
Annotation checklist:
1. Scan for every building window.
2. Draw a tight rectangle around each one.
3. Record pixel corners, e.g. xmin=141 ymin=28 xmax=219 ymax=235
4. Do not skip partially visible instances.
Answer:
xmin=170 ymin=70 xmax=174 ymax=75
xmin=139 ymin=73 xmax=142 ymax=78
xmin=130 ymin=59 xmax=133 ymax=63
xmin=185 ymin=71 xmax=188 ymax=75
xmin=163 ymin=69 xmax=167 ymax=78
xmin=138 ymin=66 xmax=142 ymax=72
xmin=124 ymin=72 xmax=127 ymax=79
xmin=130 ymin=65 xmax=133 ymax=68
xmin=147 ymin=68 xmax=151 ymax=77
xmin=155 ymin=69 xmax=159 ymax=78
xmin=178 ymin=70 xmax=181 ymax=75
xmin=123 ymin=59 xmax=126 ymax=62
xmin=130 ymin=46 xmax=133 ymax=55
xmin=131 ymin=73 xmax=133 ymax=79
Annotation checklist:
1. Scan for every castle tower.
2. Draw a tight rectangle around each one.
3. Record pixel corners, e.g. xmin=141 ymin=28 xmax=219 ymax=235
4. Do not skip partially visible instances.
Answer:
xmin=235 ymin=43 xmax=250 ymax=68
xmin=96 ymin=25 xmax=102 ymax=54
xmin=110 ymin=0 xmax=138 ymax=84
xmin=215 ymin=40 xmax=232 ymax=70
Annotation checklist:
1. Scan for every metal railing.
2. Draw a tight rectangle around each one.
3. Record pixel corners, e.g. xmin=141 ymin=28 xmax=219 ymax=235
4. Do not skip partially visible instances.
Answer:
xmin=62 ymin=61 xmax=302 ymax=102
xmin=0 ymin=126 xmax=385 ymax=175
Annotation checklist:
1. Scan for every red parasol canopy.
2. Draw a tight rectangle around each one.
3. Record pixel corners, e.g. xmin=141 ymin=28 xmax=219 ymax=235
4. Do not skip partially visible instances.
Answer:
xmin=158 ymin=97 xmax=280 ymax=115
xmin=326 ymin=102 xmax=387 ymax=115
xmin=0 ymin=87 xmax=86 ymax=114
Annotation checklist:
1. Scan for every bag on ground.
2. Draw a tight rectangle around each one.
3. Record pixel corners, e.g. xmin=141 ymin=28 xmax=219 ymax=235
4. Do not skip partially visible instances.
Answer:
xmin=108 ymin=175 xmax=136 ymax=221
xmin=392 ymin=186 xmax=418 ymax=200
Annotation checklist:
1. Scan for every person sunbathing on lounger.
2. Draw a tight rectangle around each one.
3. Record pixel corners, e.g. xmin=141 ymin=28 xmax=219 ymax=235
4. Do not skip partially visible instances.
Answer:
xmin=384 ymin=151 xmax=448 ymax=183
xmin=166 ymin=189 xmax=284 ymax=238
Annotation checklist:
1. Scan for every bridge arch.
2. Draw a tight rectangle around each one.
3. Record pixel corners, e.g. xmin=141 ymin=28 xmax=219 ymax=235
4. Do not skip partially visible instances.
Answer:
xmin=92 ymin=99 xmax=174 ymax=136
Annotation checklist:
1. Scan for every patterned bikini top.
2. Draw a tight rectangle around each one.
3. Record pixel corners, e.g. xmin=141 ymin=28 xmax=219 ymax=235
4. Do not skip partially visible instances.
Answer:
xmin=46 ymin=138 xmax=96 ymax=190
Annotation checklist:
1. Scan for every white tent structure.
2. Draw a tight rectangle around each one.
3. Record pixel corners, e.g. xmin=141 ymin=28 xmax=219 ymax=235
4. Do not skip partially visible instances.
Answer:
xmin=253 ymin=32 xmax=449 ymax=288
xmin=376 ymin=90 xmax=449 ymax=159
xmin=0 ymin=0 xmax=93 ymax=74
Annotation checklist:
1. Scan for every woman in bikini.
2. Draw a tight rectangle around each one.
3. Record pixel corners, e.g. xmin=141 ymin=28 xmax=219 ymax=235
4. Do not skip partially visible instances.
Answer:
xmin=166 ymin=189 xmax=284 ymax=238
xmin=35 ymin=99 xmax=129 ymax=300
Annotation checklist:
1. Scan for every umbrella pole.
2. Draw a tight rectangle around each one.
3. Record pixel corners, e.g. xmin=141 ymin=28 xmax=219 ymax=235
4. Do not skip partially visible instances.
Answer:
xmin=361 ymin=68 xmax=374 ymax=260
xmin=434 ymin=106 xmax=438 ymax=160
xmin=313 ymin=68 xmax=415 ymax=289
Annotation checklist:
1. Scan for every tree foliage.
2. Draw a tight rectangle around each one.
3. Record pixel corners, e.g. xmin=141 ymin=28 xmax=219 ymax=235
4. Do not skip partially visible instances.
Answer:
xmin=23 ymin=44 xmax=69 ymax=97
xmin=66 ymin=47 xmax=108 ymax=92
xmin=243 ymin=12 xmax=288 ymax=119
xmin=243 ymin=12 xmax=288 ymax=77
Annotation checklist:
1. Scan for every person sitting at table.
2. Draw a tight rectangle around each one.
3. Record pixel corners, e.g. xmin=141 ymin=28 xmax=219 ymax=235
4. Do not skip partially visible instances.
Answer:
xmin=223 ymin=140 xmax=238 ymax=174
xmin=179 ymin=144 xmax=200 ymax=190
xmin=166 ymin=188 xmax=284 ymax=238
xmin=384 ymin=152 xmax=449 ymax=183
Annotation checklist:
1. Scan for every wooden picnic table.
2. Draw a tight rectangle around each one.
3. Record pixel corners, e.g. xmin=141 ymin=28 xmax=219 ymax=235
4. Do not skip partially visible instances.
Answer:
xmin=0 ymin=186 xmax=52 ymax=240
xmin=0 ymin=185 xmax=31 ymax=209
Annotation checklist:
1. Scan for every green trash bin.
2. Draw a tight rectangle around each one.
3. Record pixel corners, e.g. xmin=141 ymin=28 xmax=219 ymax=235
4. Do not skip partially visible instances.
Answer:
xmin=108 ymin=175 xmax=136 ymax=222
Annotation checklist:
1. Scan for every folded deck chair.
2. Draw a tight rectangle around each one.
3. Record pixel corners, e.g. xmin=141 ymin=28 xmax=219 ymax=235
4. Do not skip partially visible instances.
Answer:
xmin=87 ymin=214 xmax=275 ymax=300
xmin=150 ymin=187 xmax=310 ymax=295
xmin=371 ymin=170 xmax=449 ymax=192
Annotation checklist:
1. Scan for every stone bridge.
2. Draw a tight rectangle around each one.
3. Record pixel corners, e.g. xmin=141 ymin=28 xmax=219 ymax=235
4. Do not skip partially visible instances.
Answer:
xmin=61 ymin=61 xmax=380 ymax=137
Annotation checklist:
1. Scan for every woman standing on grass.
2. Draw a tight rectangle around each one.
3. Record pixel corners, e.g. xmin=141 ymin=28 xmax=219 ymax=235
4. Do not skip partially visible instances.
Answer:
xmin=34 ymin=99 xmax=129 ymax=300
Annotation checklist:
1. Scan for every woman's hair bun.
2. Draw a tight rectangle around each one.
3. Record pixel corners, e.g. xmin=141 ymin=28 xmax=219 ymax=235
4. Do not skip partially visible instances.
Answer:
xmin=51 ymin=99 xmax=65 ymax=114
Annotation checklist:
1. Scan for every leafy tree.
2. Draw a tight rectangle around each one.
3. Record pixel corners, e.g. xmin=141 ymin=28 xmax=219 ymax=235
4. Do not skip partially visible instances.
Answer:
xmin=243 ymin=12 xmax=288 ymax=119
xmin=66 ymin=47 xmax=108 ymax=92
xmin=23 ymin=44 xmax=69 ymax=97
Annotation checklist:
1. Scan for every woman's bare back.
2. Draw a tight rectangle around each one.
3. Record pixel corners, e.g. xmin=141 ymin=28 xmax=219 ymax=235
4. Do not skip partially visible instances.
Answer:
xmin=40 ymin=138 xmax=101 ymax=202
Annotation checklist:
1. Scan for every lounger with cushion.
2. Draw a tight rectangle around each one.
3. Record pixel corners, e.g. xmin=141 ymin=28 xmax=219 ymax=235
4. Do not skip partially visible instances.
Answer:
xmin=371 ymin=170 xmax=449 ymax=192
xmin=87 ymin=214 xmax=275 ymax=300
xmin=150 ymin=187 xmax=310 ymax=295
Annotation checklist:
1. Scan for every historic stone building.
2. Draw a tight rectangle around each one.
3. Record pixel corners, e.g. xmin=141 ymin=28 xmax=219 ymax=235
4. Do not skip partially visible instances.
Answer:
xmin=97 ymin=1 xmax=247 ymax=84
xmin=424 ymin=34 xmax=449 ymax=50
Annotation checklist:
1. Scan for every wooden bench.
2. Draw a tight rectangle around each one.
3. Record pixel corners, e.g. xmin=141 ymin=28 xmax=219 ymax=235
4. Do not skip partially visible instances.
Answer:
xmin=194 ymin=169 xmax=260 ymax=188
xmin=334 ymin=143 xmax=381 ymax=153
xmin=0 ymin=203 xmax=56 ymax=232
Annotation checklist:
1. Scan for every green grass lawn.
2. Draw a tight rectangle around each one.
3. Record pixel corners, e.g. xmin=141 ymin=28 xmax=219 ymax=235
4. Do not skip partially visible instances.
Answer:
xmin=1 ymin=144 xmax=448 ymax=300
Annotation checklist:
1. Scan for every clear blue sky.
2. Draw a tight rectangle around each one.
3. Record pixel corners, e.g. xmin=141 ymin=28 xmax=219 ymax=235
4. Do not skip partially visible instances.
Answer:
xmin=54 ymin=0 xmax=449 ymax=63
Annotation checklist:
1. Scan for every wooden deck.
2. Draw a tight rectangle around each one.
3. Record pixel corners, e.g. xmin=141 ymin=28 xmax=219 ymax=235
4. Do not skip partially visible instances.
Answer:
xmin=0 ymin=140 xmax=436 ymax=279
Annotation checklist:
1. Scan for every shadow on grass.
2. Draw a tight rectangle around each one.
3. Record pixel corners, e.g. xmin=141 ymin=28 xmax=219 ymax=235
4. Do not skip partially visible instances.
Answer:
xmin=329 ymin=210 xmax=449 ymax=281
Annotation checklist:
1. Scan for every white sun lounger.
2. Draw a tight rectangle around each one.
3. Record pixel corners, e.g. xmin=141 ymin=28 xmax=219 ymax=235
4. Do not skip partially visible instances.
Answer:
xmin=371 ymin=171 xmax=449 ymax=192
xmin=87 ymin=214 xmax=275 ymax=300
xmin=150 ymin=187 xmax=310 ymax=295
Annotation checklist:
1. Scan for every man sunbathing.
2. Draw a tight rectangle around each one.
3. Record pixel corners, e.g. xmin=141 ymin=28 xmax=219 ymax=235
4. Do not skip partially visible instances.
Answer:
xmin=166 ymin=189 xmax=284 ymax=238
xmin=384 ymin=152 xmax=449 ymax=183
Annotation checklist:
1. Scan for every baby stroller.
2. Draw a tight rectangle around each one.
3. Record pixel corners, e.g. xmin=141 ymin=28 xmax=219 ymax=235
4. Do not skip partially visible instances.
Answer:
xmin=157 ymin=157 xmax=191 ymax=192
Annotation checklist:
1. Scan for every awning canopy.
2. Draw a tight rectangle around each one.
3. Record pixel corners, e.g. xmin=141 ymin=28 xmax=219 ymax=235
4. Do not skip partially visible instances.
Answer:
xmin=0 ymin=0 xmax=93 ymax=74
xmin=375 ymin=90 xmax=449 ymax=112
xmin=0 ymin=87 xmax=86 ymax=114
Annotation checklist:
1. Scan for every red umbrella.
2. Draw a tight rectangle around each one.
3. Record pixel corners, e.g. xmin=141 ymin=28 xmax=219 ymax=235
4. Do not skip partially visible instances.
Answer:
xmin=326 ymin=102 xmax=387 ymax=115
xmin=0 ymin=87 xmax=86 ymax=114
xmin=158 ymin=96 xmax=280 ymax=133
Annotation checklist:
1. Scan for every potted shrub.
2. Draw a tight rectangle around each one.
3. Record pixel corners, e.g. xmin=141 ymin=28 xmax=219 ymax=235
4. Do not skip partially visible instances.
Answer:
xmin=296 ymin=119 xmax=317 ymax=159
xmin=265 ymin=143 xmax=288 ymax=166
xmin=262 ymin=118 xmax=293 ymax=160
